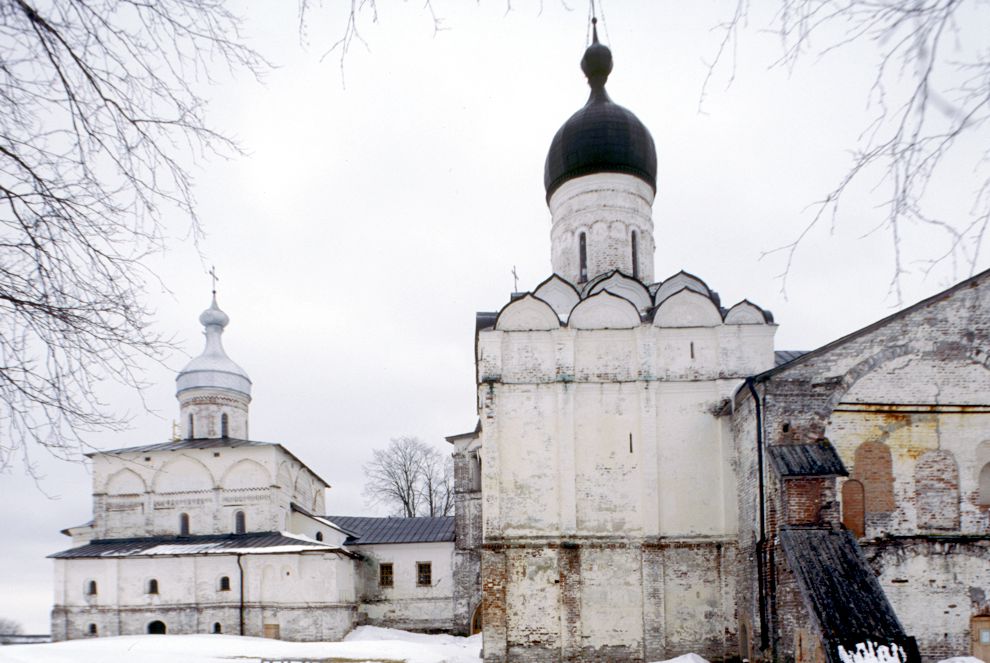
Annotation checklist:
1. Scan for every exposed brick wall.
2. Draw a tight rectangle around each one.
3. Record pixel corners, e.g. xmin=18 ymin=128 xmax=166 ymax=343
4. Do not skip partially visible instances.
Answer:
xmin=915 ymin=450 xmax=960 ymax=531
xmin=852 ymin=441 xmax=896 ymax=514
xmin=782 ymin=478 xmax=829 ymax=526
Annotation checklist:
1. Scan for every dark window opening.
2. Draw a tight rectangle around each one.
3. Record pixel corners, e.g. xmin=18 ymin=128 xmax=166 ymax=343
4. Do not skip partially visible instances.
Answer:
xmin=315 ymin=531 xmax=324 ymax=542
xmin=234 ymin=510 xmax=246 ymax=534
xmin=87 ymin=623 xmax=97 ymax=636
xmin=179 ymin=512 xmax=190 ymax=536
xmin=379 ymin=563 xmax=394 ymax=588
xmin=147 ymin=579 xmax=159 ymax=595
xmin=578 ymin=233 xmax=588 ymax=283
xmin=631 ymin=230 xmax=639 ymax=279
xmin=147 ymin=620 xmax=166 ymax=635
xmin=187 ymin=414 xmax=194 ymax=440
xmin=212 ymin=622 xmax=222 ymax=634
xmin=219 ymin=576 xmax=231 ymax=591
xmin=221 ymin=413 xmax=229 ymax=438
xmin=86 ymin=580 xmax=97 ymax=596
xmin=417 ymin=562 xmax=432 ymax=587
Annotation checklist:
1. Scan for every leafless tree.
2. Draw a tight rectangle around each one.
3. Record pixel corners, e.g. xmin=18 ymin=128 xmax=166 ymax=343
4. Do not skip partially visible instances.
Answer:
xmin=0 ymin=1 xmax=266 ymax=473
xmin=707 ymin=1 xmax=990 ymax=300
xmin=363 ymin=436 xmax=454 ymax=517
xmin=0 ymin=616 xmax=23 ymax=634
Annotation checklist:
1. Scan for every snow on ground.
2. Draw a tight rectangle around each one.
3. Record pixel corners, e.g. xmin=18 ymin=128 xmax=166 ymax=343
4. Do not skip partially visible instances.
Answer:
xmin=0 ymin=626 xmax=482 ymax=663
xmin=0 ymin=635 xmax=980 ymax=663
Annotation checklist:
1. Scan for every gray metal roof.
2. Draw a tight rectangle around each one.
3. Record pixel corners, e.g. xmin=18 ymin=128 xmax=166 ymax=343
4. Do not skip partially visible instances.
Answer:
xmin=49 ymin=532 xmax=352 ymax=559
xmin=774 ymin=350 xmax=808 ymax=367
xmin=327 ymin=515 xmax=455 ymax=545
xmin=92 ymin=437 xmax=273 ymax=455
xmin=779 ymin=527 xmax=919 ymax=663
xmin=768 ymin=440 xmax=848 ymax=478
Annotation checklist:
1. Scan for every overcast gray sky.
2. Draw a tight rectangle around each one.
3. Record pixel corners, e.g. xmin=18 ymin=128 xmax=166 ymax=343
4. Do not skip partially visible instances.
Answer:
xmin=2 ymin=1 xmax=988 ymax=632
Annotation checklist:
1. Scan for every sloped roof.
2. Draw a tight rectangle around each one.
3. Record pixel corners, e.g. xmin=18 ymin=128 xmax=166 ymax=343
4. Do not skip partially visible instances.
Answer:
xmin=779 ymin=527 xmax=919 ymax=663
xmin=774 ymin=350 xmax=807 ymax=367
xmin=49 ymin=532 xmax=355 ymax=559
xmin=327 ymin=515 xmax=455 ymax=545
xmin=768 ymin=440 xmax=848 ymax=478
xmin=93 ymin=438 xmax=271 ymax=455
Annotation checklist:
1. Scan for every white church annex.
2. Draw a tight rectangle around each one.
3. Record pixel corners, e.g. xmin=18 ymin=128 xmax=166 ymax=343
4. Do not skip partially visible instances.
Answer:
xmin=50 ymin=295 xmax=456 ymax=641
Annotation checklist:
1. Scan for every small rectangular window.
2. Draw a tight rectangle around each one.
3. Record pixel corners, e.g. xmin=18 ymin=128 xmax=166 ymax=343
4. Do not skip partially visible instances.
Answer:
xmin=417 ymin=562 xmax=432 ymax=587
xmin=379 ymin=563 xmax=393 ymax=588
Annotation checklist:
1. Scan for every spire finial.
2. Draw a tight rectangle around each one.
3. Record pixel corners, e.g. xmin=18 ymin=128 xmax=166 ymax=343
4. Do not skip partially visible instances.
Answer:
xmin=581 ymin=8 xmax=612 ymax=92
xmin=208 ymin=265 xmax=219 ymax=297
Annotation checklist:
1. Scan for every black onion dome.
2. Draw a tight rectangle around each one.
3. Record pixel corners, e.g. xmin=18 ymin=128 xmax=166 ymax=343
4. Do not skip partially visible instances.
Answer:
xmin=544 ymin=29 xmax=658 ymax=201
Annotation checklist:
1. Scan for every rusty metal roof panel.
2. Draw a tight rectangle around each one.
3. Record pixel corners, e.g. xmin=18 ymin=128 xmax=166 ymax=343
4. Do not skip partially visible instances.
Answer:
xmin=327 ymin=515 xmax=455 ymax=545
xmin=768 ymin=440 xmax=848 ymax=477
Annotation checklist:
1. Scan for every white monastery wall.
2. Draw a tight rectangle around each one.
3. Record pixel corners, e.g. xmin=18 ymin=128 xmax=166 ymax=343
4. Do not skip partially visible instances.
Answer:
xmin=52 ymin=552 xmax=357 ymax=641
xmin=351 ymin=541 xmax=455 ymax=631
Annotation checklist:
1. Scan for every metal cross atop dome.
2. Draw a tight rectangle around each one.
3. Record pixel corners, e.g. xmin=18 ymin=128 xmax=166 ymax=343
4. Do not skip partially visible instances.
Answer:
xmin=208 ymin=265 xmax=219 ymax=296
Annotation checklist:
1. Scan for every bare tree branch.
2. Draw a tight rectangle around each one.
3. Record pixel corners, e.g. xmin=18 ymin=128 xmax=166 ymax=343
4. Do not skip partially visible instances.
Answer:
xmin=363 ymin=436 xmax=453 ymax=517
xmin=0 ymin=0 xmax=267 ymax=473
xmin=706 ymin=0 xmax=990 ymax=300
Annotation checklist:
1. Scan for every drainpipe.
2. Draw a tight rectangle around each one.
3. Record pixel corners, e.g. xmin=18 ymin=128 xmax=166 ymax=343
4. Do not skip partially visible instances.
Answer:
xmin=746 ymin=378 xmax=769 ymax=653
xmin=236 ymin=554 xmax=245 ymax=636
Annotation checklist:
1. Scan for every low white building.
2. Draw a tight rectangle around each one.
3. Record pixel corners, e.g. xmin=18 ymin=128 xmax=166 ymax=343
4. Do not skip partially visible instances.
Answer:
xmin=50 ymin=295 xmax=454 ymax=641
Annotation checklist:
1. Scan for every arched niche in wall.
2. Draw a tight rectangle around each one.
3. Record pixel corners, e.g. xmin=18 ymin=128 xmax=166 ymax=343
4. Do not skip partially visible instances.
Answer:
xmin=979 ymin=462 xmax=990 ymax=506
xmin=587 ymin=271 xmax=653 ymax=313
xmin=841 ymin=479 xmax=865 ymax=537
xmin=850 ymin=440 xmax=895 ymax=515
xmin=494 ymin=294 xmax=560 ymax=332
xmin=652 ymin=271 xmax=712 ymax=306
xmin=276 ymin=461 xmax=295 ymax=493
xmin=152 ymin=455 xmax=215 ymax=494
xmin=532 ymin=274 xmax=580 ymax=319
xmin=653 ymin=288 xmax=722 ymax=328
xmin=724 ymin=300 xmax=768 ymax=325
xmin=915 ymin=449 xmax=960 ymax=530
xmin=568 ymin=291 xmax=641 ymax=330
xmin=104 ymin=467 xmax=147 ymax=495
xmin=219 ymin=459 xmax=271 ymax=491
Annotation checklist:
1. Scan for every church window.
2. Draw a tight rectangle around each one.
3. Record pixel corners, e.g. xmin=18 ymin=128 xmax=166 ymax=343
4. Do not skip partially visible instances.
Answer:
xmin=212 ymin=622 xmax=222 ymax=634
xmin=147 ymin=579 xmax=159 ymax=594
xmin=631 ymin=230 xmax=639 ymax=279
xmin=221 ymin=413 xmax=229 ymax=438
xmin=219 ymin=576 xmax=231 ymax=591
xmin=315 ymin=531 xmax=324 ymax=542
xmin=188 ymin=414 xmax=194 ymax=439
xmin=578 ymin=233 xmax=588 ymax=283
xmin=179 ymin=512 xmax=190 ymax=536
xmin=87 ymin=623 xmax=97 ymax=636
xmin=86 ymin=580 xmax=97 ymax=596
xmin=235 ymin=510 xmax=246 ymax=534
xmin=979 ymin=463 xmax=990 ymax=506
xmin=379 ymin=563 xmax=394 ymax=588
xmin=417 ymin=562 xmax=432 ymax=586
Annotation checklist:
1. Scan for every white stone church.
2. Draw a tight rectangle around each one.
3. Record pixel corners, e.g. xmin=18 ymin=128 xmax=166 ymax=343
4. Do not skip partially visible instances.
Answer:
xmin=50 ymin=296 xmax=456 ymax=641
xmin=51 ymin=24 xmax=990 ymax=663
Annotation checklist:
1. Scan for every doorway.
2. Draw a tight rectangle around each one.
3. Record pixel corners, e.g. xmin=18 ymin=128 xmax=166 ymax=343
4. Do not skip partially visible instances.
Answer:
xmin=147 ymin=620 xmax=166 ymax=635
xmin=972 ymin=615 xmax=990 ymax=661
xmin=470 ymin=604 xmax=483 ymax=635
